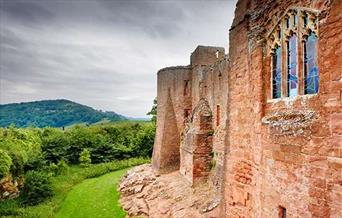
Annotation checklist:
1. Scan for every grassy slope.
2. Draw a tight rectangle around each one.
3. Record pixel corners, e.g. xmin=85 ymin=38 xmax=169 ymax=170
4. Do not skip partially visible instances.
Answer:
xmin=56 ymin=169 xmax=127 ymax=218
xmin=0 ymin=158 xmax=149 ymax=218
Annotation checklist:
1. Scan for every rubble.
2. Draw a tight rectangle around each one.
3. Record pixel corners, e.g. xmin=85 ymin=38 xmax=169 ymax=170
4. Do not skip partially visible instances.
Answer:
xmin=119 ymin=164 xmax=221 ymax=218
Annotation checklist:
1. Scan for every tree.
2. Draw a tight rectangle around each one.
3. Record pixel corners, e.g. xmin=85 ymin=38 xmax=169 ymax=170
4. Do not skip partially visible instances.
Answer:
xmin=147 ymin=98 xmax=157 ymax=124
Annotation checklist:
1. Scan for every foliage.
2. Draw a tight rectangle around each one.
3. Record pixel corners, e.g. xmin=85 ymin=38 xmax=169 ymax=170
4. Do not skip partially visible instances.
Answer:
xmin=24 ymin=153 xmax=47 ymax=173
xmin=41 ymin=128 xmax=68 ymax=164
xmin=20 ymin=171 xmax=53 ymax=206
xmin=48 ymin=163 xmax=58 ymax=176
xmin=0 ymin=127 xmax=42 ymax=177
xmin=0 ymin=158 xmax=149 ymax=218
xmin=56 ymin=160 xmax=69 ymax=175
xmin=0 ymin=150 xmax=12 ymax=178
xmin=0 ymin=99 xmax=126 ymax=128
xmin=79 ymin=149 xmax=91 ymax=167
xmin=0 ymin=121 xmax=155 ymax=178
xmin=0 ymin=120 xmax=155 ymax=217
xmin=134 ymin=123 xmax=156 ymax=157
xmin=147 ymin=98 xmax=157 ymax=124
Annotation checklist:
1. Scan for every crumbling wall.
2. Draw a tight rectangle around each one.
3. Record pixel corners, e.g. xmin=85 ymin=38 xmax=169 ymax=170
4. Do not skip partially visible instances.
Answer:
xmin=223 ymin=0 xmax=342 ymax=217
xmin=152 ymin=66 xmax=191 ymax=173
xmin=153 ymin=46 xmax=228 ymax=190
xmin=180 ymin=99 xmax=214 ymax=185
xmin=189 ymin=47 xmax=228 ymax=188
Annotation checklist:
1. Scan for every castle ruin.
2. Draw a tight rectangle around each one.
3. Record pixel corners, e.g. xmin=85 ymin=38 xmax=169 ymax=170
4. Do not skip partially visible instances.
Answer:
xmin=120 ymin=0 xmax=341 ymax=217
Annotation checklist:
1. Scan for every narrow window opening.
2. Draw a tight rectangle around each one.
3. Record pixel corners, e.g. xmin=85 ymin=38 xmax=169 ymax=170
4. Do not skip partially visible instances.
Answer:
xmin=277 ymin=29 xmax=281 ymax=39
xmin=183 ymin=80 xmax=189 ymax=96
xmin=287 ymin=34 xmax=298 ymax=97
xmin=304 ymin=33 xmax=319 ymax=94
xmin=215 ymin=50 xmax=219 ymax=58
xmin=216 ymin=105 xmax=220 ymax=126
xmin=184 ymin=109 xmax=190 ymax=120
xmin=278 ymin=206 xmax=286 ymax=218
xmin=272 ymin=45 xmax=282 ymax=99
xmin=303 ymin=14 xmax=308 ymax=28
xmin=286 ymin=16 xmax=290 ymax=28
xmin=293 ymin=14 xmax=298 ymax=26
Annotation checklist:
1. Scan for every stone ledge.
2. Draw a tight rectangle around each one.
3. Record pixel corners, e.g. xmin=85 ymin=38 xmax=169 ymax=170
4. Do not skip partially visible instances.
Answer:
xmin=262 ymin=109 xmax=318 ymax=135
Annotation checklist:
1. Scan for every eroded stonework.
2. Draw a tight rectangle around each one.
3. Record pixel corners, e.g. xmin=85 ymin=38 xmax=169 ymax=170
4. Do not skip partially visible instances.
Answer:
xmin=120 ymin=0 xmax=342 ymax=217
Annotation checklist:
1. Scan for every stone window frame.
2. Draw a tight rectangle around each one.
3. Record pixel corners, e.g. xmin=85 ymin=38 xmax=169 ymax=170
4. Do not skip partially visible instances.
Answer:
xmin=267 ymin=7 xmax=319 ymax=101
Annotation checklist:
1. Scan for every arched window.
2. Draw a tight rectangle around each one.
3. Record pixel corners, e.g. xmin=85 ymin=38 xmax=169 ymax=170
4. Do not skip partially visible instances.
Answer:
xmin=272 ymin=45 xmax=282 ymax=98
xmin=287 ymin=34 xmax=298 ymax=97
xmin=304 ymin=32 xmax=319 ymax=94
xmin=267 ymin=8 xmax=319 ymax=100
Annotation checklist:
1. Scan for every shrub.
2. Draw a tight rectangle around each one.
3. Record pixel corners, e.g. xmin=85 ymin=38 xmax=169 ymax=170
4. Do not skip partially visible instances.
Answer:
xmin=56 ymin=160 xmax=69 ymax=175
xmin=134 ymin=124 xmax=155 ymax=157
xmin=20 ymin=171 xmax=53 ymax=206
xmin=0 ymin=199 xmax=19 ymax=216
xmin=48 ymin=163 xmax=58 ymax=176
xmin=0 ymin=150 xmax=12 ymax=179
xmin=0 ymin=128 xmax=42 ymax=177
xmin=41 ymin=128 xmax=68 ymax=164
xmin=24 ymin=153 xmax=47 ymax=172
xmin=79 ymin=148 xmax=91 ymax=167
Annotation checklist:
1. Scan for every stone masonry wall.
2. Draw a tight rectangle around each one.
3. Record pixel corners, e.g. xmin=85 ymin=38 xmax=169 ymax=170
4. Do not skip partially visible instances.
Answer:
xmin=152 ymin=66 xmax=192 ymax=173
xmin=153 ymin=46 xmax=228 ymax=190
xmin=151 ymin=0 xmax=341 ymax=217
xmin=223 ymin=0 xmax=341 ymax=217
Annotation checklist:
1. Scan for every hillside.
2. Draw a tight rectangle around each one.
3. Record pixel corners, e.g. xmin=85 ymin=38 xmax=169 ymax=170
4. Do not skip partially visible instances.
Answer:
xmin=0 ymin=99 xmax=126 ymax=128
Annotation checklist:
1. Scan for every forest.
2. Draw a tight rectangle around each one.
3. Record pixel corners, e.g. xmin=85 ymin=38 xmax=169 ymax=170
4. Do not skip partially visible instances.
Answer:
xmin=0 ymin=99 xmax=126 ymax=128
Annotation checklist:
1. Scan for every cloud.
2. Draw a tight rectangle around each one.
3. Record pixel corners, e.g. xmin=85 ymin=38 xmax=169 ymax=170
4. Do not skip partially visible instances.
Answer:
xmin=0 ymin=0 xmax=237 ymax=117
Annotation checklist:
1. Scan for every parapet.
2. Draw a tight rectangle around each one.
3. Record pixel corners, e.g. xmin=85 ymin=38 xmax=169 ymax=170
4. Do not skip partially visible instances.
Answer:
xmin=190 ymin=46 xmax=225 ymax=67
xmin=157 ymin=65 xmax=191 ymax=75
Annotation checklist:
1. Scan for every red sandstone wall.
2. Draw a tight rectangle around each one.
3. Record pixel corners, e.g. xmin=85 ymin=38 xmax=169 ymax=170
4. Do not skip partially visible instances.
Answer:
xmin=201 ymin=59 xmax=229 ymax=188
xmin=153 ymin=46 xmax=228 ymax=189
xmin=223 ymin=0 xmax=341 ymax=217
xmin=152 ymin=66 xmax=192 ymax=173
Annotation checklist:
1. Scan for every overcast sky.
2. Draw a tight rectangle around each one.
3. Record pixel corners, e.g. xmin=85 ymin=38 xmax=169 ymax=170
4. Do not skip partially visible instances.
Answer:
xmin=0 ymin=0 xmax=237 ymax=118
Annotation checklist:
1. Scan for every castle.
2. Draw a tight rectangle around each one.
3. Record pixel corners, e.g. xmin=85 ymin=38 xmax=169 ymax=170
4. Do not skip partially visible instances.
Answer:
xmin=152 ymin=0 xmax=341 ymax=217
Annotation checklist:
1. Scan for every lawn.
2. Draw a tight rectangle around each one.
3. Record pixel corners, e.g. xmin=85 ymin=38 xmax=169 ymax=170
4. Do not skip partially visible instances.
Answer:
xmin=0 ymin=158 xmax=149 ymax=218
xmin=56 ymin=169 xmax=127 ymax=218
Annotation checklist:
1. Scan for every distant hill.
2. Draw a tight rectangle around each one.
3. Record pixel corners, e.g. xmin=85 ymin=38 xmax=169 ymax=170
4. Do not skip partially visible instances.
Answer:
xmin=0 ymin=99 xmax=126 ymax=128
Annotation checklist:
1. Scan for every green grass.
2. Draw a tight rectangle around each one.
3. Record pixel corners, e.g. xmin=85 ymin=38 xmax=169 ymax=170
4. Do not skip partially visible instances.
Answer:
xmin=0 ymin=158 xmax=150 ymax=218
xmin=56 ymin=169 xmax=127 ymax=218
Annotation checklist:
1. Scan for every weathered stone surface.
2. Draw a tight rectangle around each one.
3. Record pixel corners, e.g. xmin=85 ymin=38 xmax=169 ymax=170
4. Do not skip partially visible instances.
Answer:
xmin=0 ymin=176 xmax=23 ymax=200
xmin=119 ymin=164 xmax=221 ymax=218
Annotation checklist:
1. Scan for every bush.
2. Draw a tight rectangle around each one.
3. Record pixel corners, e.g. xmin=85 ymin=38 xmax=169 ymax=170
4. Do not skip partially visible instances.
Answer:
xmin=56 ymin=160 xmax=69 ymax=175
xmin=24 ymin=153 xmax=47 ymax=172
xmin=41 ymin=128 xmax=68 ymax=164
xmin=0 ymin=127 xmax=42 ymax=177
xmin=0 ymin=150 xmax=12 ymax=179
xmin=48 ymin=163 xmax=58 ymax=176
xmin=79 ymin=148 xmax=91 ymax=167
xmin=0 ymin=121 xmax=156 ymax=179
xmin=20 ymin=171 xmax=53 ymax=206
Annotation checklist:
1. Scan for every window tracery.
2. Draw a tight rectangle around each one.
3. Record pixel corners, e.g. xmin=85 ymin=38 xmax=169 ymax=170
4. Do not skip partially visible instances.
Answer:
xmin=267 ymin=8 xmax=319 ymax=99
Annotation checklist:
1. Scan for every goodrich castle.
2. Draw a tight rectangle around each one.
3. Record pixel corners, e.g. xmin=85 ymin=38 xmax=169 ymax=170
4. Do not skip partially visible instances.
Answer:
xmin=151 ymin=0 xmax=341 ymax=217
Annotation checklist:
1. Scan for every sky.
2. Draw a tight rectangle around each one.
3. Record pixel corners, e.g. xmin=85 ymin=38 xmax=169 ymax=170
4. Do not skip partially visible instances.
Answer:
xmin=0 ymin=0 xmax=237 ymax=118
